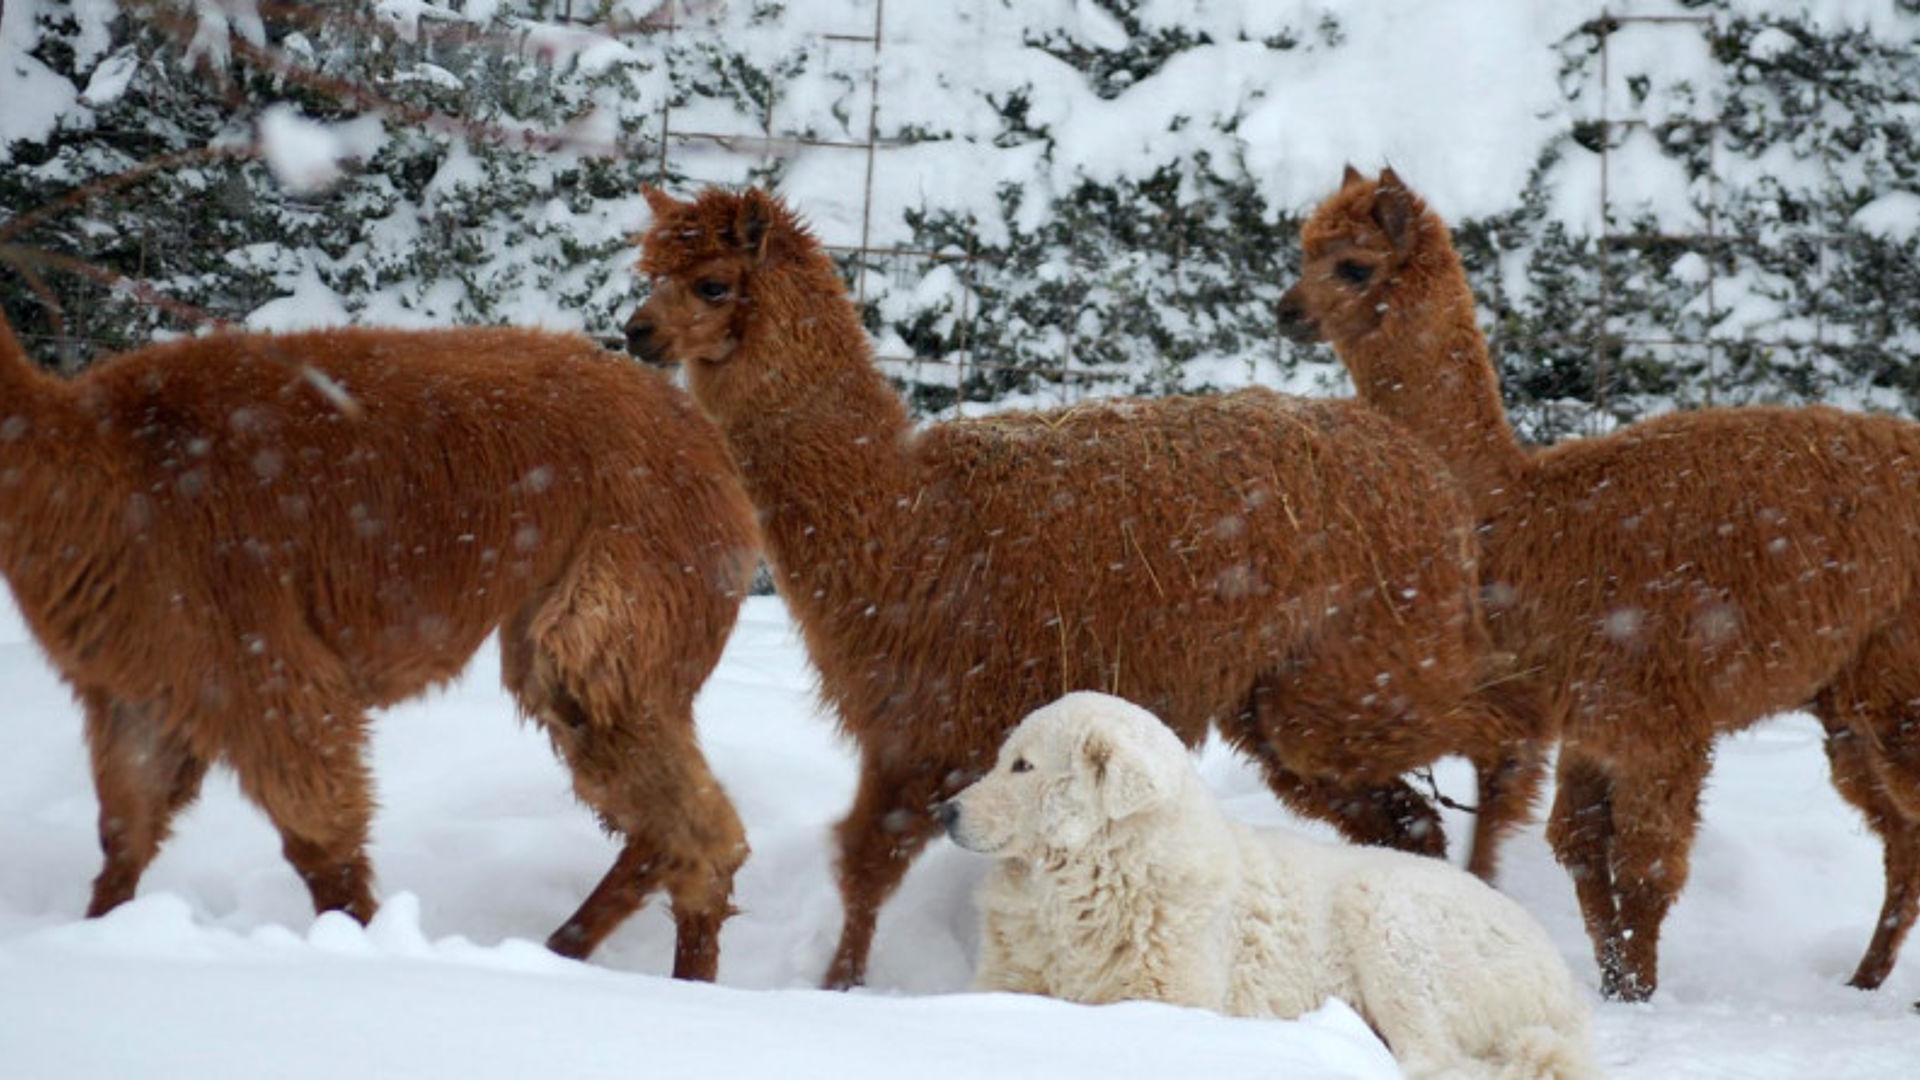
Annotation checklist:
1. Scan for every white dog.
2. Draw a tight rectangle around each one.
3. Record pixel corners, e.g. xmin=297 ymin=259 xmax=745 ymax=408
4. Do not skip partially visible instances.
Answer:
xmin=941 ymin=692 xmax=1601 ymax=1080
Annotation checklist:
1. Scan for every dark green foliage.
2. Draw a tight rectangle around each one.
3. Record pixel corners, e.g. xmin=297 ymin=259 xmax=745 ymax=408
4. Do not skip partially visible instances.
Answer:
xmin=4 ymin=1 xmax=1916 ymax=434
xmin=3 ymin=0 xmax=690 ymax=365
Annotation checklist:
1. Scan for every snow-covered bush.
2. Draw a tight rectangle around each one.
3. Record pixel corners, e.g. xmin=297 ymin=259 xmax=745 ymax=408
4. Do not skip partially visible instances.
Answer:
xmin=2 ymin=0 xmax=1916 ymax=429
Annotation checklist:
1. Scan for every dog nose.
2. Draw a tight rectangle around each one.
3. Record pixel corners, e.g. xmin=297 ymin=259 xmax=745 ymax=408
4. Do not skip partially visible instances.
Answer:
xmin=934 ymin=799 xmax=960 ymax=834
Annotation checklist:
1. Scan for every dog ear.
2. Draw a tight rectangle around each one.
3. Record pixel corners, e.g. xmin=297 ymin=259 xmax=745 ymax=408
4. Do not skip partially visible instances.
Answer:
xmin=1372 ymin=168 xmax=1416 ymax=251
xmin=1341 ymin=163 xmax=1365 ymax=189
xmin=1086 ymin=725 xmax=1175 ymax=821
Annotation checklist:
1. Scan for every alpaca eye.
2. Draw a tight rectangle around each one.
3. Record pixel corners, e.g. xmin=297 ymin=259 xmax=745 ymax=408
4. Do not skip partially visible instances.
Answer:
xmin=1010 ymin=758 xmax=1032 ymax=774
xmin=694 ymin=280 xmax=731 ymax=303
xmin=1334 ymin=261 xmax=1373 ymax=286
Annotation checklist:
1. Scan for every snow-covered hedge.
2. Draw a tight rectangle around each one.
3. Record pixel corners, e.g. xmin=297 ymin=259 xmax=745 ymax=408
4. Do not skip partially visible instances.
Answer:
xmin=3 ymin=0 xmax=1917 ymax=432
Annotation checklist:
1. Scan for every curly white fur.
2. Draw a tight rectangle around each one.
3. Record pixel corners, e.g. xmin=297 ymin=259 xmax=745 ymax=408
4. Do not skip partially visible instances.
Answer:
xmin=944 ymin=692 xmax=1602 ymax=1080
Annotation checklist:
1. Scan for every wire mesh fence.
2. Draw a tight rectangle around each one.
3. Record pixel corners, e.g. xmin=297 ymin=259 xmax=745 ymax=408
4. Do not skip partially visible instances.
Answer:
xmin=618 ymin=3 xmax=1896 ymax=427
xmin=8 ymin=3 xmax=1908 ymax=426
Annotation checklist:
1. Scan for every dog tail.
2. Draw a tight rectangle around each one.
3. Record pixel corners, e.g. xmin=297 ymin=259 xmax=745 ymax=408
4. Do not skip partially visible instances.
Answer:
xmin=1496 ymin=1025 xmax=1605 ymax=1080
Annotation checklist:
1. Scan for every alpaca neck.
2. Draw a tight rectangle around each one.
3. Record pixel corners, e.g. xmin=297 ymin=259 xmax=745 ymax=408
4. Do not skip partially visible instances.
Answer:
xmin=1340 ymin=272 xmax=1528 ymax=507
xmin=711 ymin=294 xmax=916 ymax=608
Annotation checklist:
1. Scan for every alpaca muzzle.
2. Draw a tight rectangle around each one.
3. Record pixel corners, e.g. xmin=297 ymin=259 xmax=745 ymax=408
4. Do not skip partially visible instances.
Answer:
xmin=1275 ymin=292 xmax=1323 ymax=344
xmin=623 ymin=314 xmax=671 ymax=367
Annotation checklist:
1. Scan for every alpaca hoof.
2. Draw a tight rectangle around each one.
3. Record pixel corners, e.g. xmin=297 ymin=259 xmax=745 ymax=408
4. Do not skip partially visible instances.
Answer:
xmin=671 ymin=954 xmax=719 ymax=982
xmin=821 ymin=957 xmax=865 ymax=991
xmin=1847 ymin=958 xmax=1892 ymax=991
xmin=670 ymin=919 xmax=723 ymax=982
xmin=547 ymin=923 xmax=593 ymax=960
xmin=1599 ymin=967 xmax=1654 ymax=1003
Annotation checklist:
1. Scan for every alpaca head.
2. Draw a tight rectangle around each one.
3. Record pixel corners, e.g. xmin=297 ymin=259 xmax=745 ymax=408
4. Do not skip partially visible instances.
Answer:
xmin=626 ymin=186 xmax=852 ymax=420
xmin=1275 ymin=166 xmax=1446 ymax=347
xmin=1277 ymin=168 xmax=1517 ymax=487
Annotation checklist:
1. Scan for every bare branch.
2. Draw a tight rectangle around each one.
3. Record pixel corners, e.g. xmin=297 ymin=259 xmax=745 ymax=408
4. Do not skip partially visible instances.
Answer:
xmin=128 ymin=0 xmax=659 ymax=160
xmin=0 ymin=146 xmax=253 ymax=245
xmin=0 ymin=244 xmax=235 ymax=331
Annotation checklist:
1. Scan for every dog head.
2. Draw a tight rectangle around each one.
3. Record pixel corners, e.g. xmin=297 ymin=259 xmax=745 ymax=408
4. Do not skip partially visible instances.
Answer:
xmin=941 ymin=692 xmax=1190 ymax=860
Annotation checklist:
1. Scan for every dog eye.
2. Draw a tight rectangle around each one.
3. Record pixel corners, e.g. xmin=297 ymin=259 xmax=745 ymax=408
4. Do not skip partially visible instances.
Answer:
xmin=694 ymin=280 xmax=731 ymax=303
xmin=1334 ymin=260 xmax=1373 ymax=286
xmin=1010 ymin=758 xmax=1032 ymax=774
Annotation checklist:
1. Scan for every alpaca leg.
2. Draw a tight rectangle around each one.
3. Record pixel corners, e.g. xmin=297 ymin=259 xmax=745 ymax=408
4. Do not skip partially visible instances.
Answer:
xmin=541 ymin=790 xmax=747 ymax=980
xmin=546 ymin=839 xmax=669 ymax=960
xmin=232 ymin=711 xmax=379 ymax=922
xmin=1814 ymin=628 xmax=1920 ymax=990
xmin=81 ymin=692 xmax=211 ymax=917
xmin=509 ymin=662 xmax=746 ymax=977
xmin=1242 ymin=749 xmax=1446 ymax=857
xmin=535 ymin=720 xmax=747 ymax=979
xmin=1545 ymin=752 xmax=1625 ymax=994
xmin=1822 ymin=716 xmax=1920 ymax=990
xmin=823 ymin=754 xmax=947 ymax=989
xmin=1856 ymin=819 xmax=1920 ymax=991
xmin=1827 ymin=726 xmax=1920 ymax=991
xmin=1289 ymin=774 xmax=1447 ymax=857
xmin=1461 ymin=682 xmax=1554 ymax=881
xmin=662 ymin=803 xmax=747 ymax=983
xmin=501 ymin=623 xmax=657 ymax=961
xmin=503 ymin=557 xmax=747 ymax=978
xmin=1594 ymin=752 xmax=1712 ymax=1002
xmin=1465 ymin=737 xmax=1550 ymax=881
xmin=1217 ymin=699 xmax=1446 ymax=857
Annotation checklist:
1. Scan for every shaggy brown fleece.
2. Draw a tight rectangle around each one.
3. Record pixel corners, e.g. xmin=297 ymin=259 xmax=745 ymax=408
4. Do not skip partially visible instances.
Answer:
xmin=628 ymin=186 xmax=1551 ymax=989
xmin=1279 ymin=166 xmax=1920 ymax=1000
xmin=0 ymin=317 xmax=758 ymax=979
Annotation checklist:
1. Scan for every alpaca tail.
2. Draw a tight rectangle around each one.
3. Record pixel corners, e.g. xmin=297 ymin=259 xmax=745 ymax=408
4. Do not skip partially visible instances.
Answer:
xmin=0 ymin=303 xmax=60 ymax=404
xmin=1495 ymin=1024 xmax=1606 ymax=1080
xmin=0 ymin=304 xmax=25 ymax=372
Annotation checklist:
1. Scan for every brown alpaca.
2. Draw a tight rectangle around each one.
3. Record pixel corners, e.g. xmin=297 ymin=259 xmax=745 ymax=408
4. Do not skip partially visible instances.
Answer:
xmin=0 ymin=316 xmax=758 ymax=979
xmin=1278 ymin=166 xmax=1920 ymax=1001
xmin=626 ymin=186 xmax=1552 ymax=989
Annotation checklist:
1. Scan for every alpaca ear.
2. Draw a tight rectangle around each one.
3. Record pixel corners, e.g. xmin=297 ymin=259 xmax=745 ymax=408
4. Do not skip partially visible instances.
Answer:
xmin=1342 ymin=163 xmax=1365 ymax=189
xmin=1086 ymin=726 xmax=1173 ymax=821
xmin=1371 ymin=170 xmax=1417 ymax=251
xmin=736 ymin=189 xmax=777 ymax=261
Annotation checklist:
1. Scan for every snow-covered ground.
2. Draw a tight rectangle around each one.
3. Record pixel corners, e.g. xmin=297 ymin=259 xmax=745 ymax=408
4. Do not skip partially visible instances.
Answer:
xmin=1 ymin=594 xmax=1917 ymax=1077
